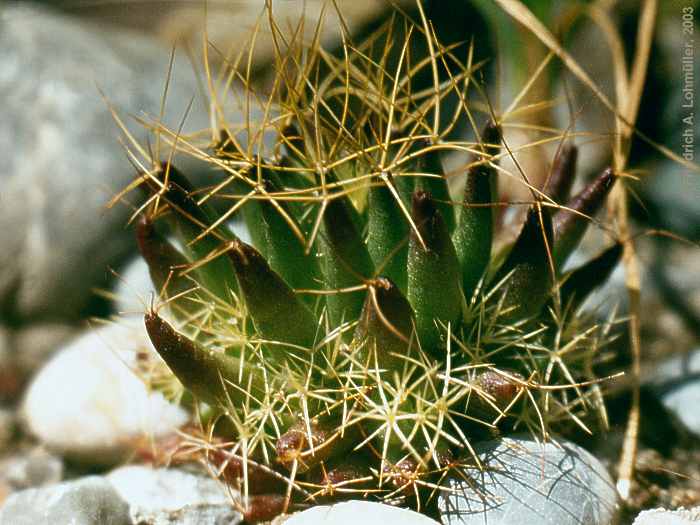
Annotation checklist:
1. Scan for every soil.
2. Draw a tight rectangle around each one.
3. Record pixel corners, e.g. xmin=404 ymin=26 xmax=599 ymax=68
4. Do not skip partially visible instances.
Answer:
xmin=621 ymin=447 xmax=700 ymax=523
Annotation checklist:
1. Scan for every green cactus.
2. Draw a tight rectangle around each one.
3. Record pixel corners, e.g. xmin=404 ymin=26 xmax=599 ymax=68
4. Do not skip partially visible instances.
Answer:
xmin=124 ymin=9 xmax=623 ymax=521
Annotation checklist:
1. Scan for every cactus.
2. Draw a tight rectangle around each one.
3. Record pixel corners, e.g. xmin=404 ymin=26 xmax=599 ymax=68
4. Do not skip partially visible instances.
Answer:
xmin=122 ymin=8 xmax=623 ymax=521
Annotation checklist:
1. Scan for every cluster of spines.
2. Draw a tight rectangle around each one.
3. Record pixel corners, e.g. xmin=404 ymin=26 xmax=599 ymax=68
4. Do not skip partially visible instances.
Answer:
xmin=134 ymin=111 xmax=622 ymax=518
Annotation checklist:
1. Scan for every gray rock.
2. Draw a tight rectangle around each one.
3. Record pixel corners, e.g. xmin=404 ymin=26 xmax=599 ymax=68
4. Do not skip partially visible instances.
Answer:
xmin=652 ymin=348 xmax=700 ymax=437
xmin=654 ymin=348 xmax=700 ymax=385
xmin=0 ymin=476 xmax=131 ymax=525
xmin=0 ymin=448 xmax=63 ymax=490
xmin=633 ymin=506 xmax=700 ymax=525
xmin=22 ymin=323 xmax=188 ymax=464
xmin=0 ymin=4 xmax=212 ymax=322
xmin=439 ymin=434 xmax=619 ymax=525
xmin=135 ymin=504 xmax=240 ymax=525
xmin=12 ymin=323 xmax=78 ymax=375
xmin=641 ymin=160 xmax=700 ymax=240
xmin=106 ymin=466 xmax=236 ymax=524
xmin=156 ymin=1 xmax=406 ymax=72
xmin=284 ymin=500 xmax=440 ymax=525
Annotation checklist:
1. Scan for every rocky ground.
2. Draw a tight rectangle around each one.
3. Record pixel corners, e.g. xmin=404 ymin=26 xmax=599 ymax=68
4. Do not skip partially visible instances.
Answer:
xmin=0 ymin=2 xmax=698 ymax=525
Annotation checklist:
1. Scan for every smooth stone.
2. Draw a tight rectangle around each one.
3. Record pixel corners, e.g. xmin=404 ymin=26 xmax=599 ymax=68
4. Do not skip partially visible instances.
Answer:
xmin=284 ymin=501 xmax=440 ymax=525
xmin=107 ymin=465 xmax=231 ymax=513
xmin=107 ymin=466 xmax=236 ymax=524
xmin=0 ymin=448 xmax=63 ymax=490
xmin=12 ymin=324 xmax=78 ymax=375
xmin=652 ymin=349 xmax=700 ymax=437
xmin=0 ymin=476 xmax=131 ymax=525
xmin=654 ymin=348 xmax=700 ymax=384
xmin=633 ymin=506 xmax=700 ymax=525
xmin=438 ymin=434 xmax=619 ymax=525
xmin=0 ymin=4 xmax=216 ymax=322
xmin=157 ymin=1 xmax=403 ymax=70
xmin=135 ymin=504 xmax=241 ymax=525
xmin=640 ymin=159 xmax=700 ymax=240
xmin=22 ymin=323 xmax=188 ymax=463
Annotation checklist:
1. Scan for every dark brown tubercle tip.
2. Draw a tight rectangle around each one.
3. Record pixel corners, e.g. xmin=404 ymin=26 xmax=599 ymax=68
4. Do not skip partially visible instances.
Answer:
xmin=544 ymin=143 xmax=578 ymax=204
xmin=479 ymin=120 xmax=502 ymax=156
xmin=411 ymin=190 xmax=440 ymax=245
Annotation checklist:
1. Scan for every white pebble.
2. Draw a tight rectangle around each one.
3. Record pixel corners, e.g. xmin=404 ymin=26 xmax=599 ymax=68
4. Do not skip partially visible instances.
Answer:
xmin=633 ymin=506 xmax=700 ymax=525
xmin=106 ymin=465 xmax=230 ymax=514
xmin=285 ymin=500 xmax=440 ymax=525
xmin=22 ymin=322 xmax=187 ymax=464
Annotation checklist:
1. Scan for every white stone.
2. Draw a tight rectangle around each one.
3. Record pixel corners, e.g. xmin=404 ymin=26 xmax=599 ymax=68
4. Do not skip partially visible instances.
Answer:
xmin=137 ymin=504 xmax=241 ymax=525
xmin=439 ymin=434 xmax=619 ymax=525
xmin=107 ymin=466 xmax=239 ymax=525
xmin=284 ymin=500 xmax=440 ymax=525
xmin=115 ymin=257 xmax=157 ymax=319
xmin=22 ymin=323 xmax=188 ymax=463
xmin=107 ymin=465 xmax=231 ymax=514
xmin=633 ymin=506 xmax=700 ymax=525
